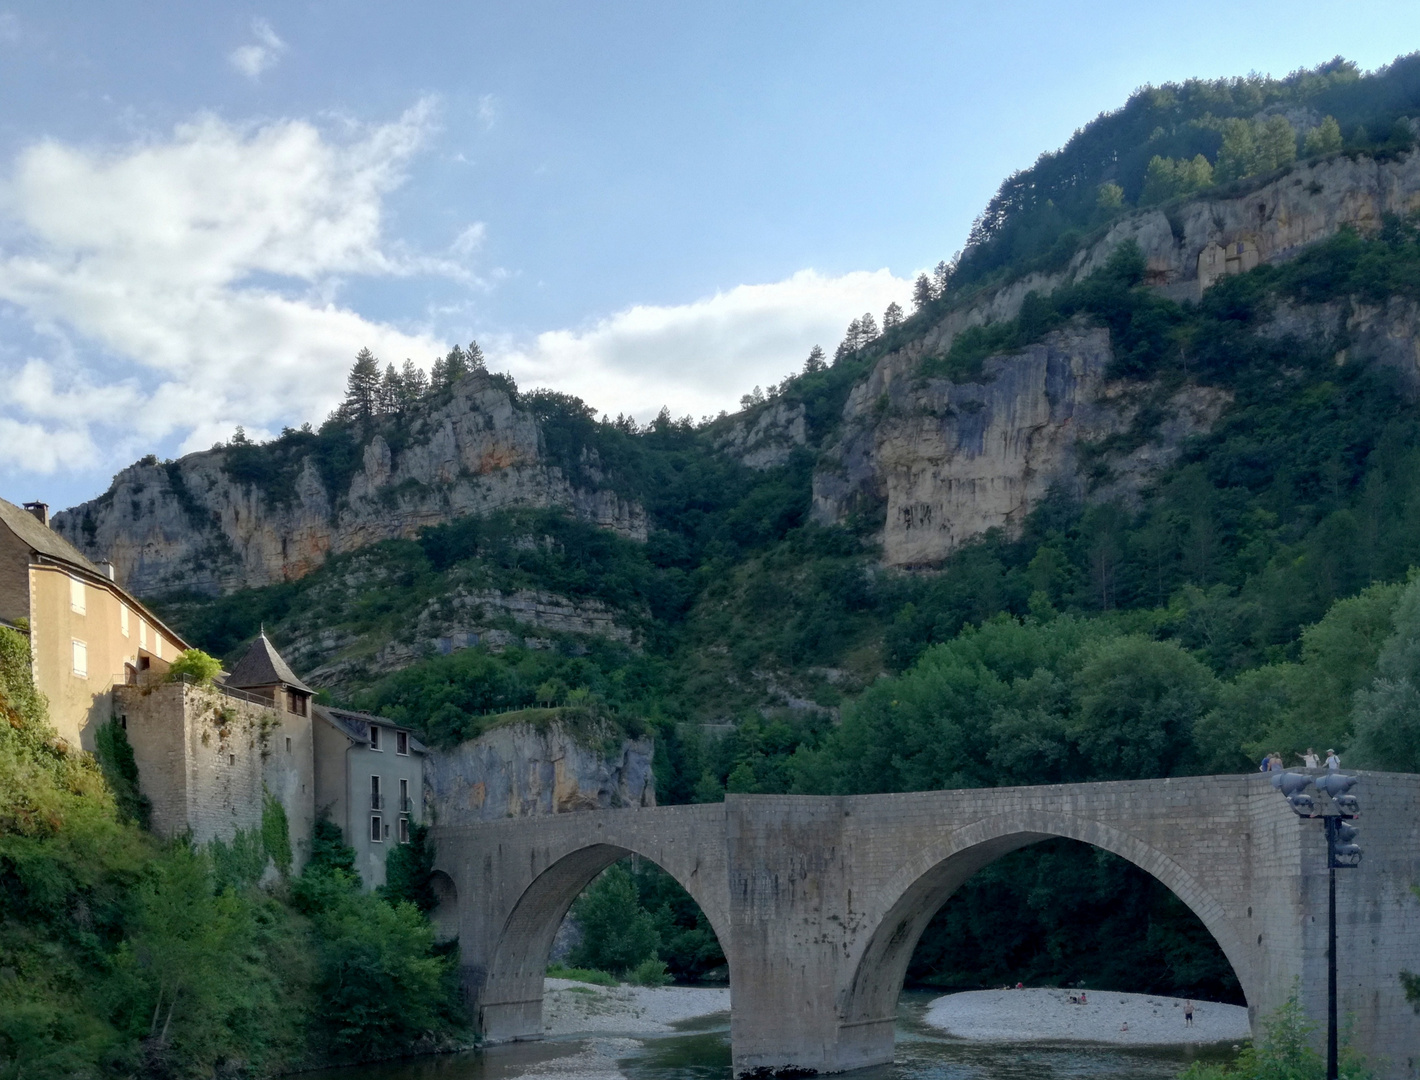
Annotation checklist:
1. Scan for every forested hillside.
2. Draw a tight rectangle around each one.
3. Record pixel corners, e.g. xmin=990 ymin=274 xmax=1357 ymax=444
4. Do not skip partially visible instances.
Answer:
xmin=50 ymin=52 xmax=1420 ymax=1009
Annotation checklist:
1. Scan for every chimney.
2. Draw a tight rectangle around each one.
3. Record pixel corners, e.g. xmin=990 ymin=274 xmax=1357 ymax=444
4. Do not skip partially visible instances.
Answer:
xmin=23 ymin=502 xmax=49 ymax=528
xmin=98 ymin=560 xmax=116 ymax=581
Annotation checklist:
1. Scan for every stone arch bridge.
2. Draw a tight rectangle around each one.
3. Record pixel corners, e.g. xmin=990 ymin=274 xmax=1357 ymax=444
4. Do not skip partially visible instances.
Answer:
xmin=431 ymin=774 xmax=1420 ymax=1078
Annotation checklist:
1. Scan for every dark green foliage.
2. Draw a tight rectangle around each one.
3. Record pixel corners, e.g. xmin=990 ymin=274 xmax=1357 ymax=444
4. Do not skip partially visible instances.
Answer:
xmin=262 ymin=791 xmax=293 ymax=876
xmin=908 ymin=841 xmax=1241 ymax=1001
xmin=567 ymin=863 xmax=661 ymax=976
xmin=94 ymin=720 xmax=151 ymax=828
xmin=383 ymin=821 xmax=437 ymax=912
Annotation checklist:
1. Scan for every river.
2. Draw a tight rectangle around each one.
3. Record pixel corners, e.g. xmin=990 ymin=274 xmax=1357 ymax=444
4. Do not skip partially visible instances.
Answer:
xmin=303 ymin=992 xmax=1238 ymax=1080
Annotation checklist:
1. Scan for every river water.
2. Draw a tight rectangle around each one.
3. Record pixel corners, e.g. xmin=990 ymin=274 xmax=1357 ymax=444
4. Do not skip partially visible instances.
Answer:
xmin=305 ymin=992 xmax=1237 ymax=1080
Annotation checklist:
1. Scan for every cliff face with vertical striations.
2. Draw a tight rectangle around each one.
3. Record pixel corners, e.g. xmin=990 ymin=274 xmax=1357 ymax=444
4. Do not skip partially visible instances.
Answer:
xmin=812 ymin=152 xmax=1420 ymax=567
xmin=53 ymin=372 xmax=646 ymax=597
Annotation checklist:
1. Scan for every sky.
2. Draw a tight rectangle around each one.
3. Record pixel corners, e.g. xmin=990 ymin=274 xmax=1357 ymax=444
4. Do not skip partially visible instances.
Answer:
xmin=1 ymin=2 xmax=1418 ymax=509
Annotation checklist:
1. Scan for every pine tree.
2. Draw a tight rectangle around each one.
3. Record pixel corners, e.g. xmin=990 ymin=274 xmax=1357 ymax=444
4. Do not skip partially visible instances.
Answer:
xmin=1215 ymin=117 xmax=1258 ymax=182
xmin=842 ymin=317 xmax=863 ymax=354
xmin=1256 ymin=115 xmax=1297 ymax=172
xmin=466 ymin=340 xmax=486 ymax=369
xmin=441 ymin=345 xmax=469 ymax=388
xmin=858 ymin=312 xmax=879 ymax=341
xmin=400 ymin=359 xmax=428 ymax=406
xmin=882 ymin=302 xmax=904 ymax=333
xmin=341 ymin=348 xmax=381 ymax=423
xmin=933 ymin=260 xmax=951 ymax=296
xmin=379 ymin=363 xmax=401 ymax=415
xmin=1304 ymin=116 xmax=1343 ymax=156
xmin=913 ymin=273 xmax=935 ymax=312
xmin=429 ymin=355 xmax=447 ymax=390
xmin=803 ymin=345 xmax=827 ymax=374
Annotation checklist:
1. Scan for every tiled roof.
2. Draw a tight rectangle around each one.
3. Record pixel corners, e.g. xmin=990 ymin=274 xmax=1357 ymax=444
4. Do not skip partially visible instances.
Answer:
xmin=225 ymin=632 xmax=314 ymax=693
xmin=0 ymin=497 xmax=102 ymax=575
xmin=315 ymin=704 xmax=427 ymax=753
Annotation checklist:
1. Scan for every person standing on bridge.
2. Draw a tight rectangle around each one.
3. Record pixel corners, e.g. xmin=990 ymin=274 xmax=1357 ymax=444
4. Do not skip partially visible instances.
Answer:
xmin=1300 ymin=748 xmax=1320 ymax=769
xmin=1326 ymin=749 xmax=1341 ymax=771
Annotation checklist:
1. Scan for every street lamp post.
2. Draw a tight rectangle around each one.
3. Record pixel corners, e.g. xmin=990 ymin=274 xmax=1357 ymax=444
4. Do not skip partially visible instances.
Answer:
xmin=1270 ymin=769 xmax=1361 ymax=1080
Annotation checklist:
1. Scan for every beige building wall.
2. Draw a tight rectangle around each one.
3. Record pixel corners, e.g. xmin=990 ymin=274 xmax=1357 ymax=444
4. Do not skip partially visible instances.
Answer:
xmin=30 ymin=563 xmax=182 ymax=752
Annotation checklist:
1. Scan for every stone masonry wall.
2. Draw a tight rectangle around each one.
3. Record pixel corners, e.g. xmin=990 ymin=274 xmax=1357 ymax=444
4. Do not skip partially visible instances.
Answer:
xmin=116 ymin=682 xmax=279 ymax=845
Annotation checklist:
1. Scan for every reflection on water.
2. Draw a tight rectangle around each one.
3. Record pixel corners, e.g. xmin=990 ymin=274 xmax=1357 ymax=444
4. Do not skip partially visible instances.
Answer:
xmin=307 ymin=991 xmax=1238 ymax=1080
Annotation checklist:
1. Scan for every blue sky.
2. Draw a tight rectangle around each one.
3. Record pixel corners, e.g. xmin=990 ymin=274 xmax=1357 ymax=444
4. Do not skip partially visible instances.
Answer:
xmin=1 ymin=1 xmax=1418 ymax=509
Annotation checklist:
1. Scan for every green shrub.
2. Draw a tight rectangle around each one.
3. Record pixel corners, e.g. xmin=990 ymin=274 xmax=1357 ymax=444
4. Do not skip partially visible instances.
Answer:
xmin=166 ymin=648 xmax=223 ymax=685
xmin=545 ymin=963 xmax=617 ymax=986
xmin=628 ymin=958 xmax=670 ymax=987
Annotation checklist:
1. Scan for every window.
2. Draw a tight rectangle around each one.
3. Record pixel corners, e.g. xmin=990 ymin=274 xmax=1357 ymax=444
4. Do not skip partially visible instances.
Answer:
xmin=154 ymin=636 xmax=162 ymax=661
xmin=228 ymin=753 xmax=236 ymax=766
xmin=285 ymin=737 xmax=292 ymax=753
xmin=71 ymin=640 xmax=87 ymax=678
xmin=368 ymin=724 xmax=381 ymax=751
xmin=286 ymin=690 xmax=307 ymax=716
xmin=396 ymin=730 xmax=409 ymax=755
xmin=120 ymin=604 xmax=130 ymax=637
xmin=139 ymin=621 xmax=147 ymax=650
xmin=370 ymin=775 xmax=382 ymax=810
xmin=69 ymin=576 xmax=86 ymax=614
xmin=370 ymin=815 xmax=383 ymax=843
xmin=398 ymin=817 xmax=410 ymax=844
xmin=399 ymin=777 xmax=409 ymax=813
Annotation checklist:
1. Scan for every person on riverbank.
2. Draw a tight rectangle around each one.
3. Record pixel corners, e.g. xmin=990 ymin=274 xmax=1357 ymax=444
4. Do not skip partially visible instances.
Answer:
xmin=1300 ymin=749 xmax=1319 ymax=769
xmin=1185 ymin=1001 xmax=1194 ymax=1026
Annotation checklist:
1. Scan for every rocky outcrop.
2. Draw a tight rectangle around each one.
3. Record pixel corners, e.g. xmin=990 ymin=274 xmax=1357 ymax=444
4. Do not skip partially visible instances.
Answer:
xmin=814 ymin=326 xmax=1228 ymax=566
xmin=715 ymin=401 xmax=807 ymax=470
xmin=814 ymin=152 xmax=1420 ymax=566
xmin=424 ymin=720 xmax=655 ymax=825
xmin=54 ymin=373 xmax=646 ymax=596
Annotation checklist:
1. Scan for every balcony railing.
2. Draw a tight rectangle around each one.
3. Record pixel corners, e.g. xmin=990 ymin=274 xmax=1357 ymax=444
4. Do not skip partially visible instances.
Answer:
xmin=399 ymin=796 xmax=413 ymax=813
xmin=114 ymin=672 xmax=277 ymax=708
xmin=370 ymin=793 xmax=385 ymax=810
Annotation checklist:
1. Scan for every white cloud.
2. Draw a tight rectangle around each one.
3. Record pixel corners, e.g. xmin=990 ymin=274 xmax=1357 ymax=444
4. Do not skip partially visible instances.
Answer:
xmin=0 ymin=102 xmax=449 ymax=476
xmin=229 ymin=18 xmax=286 ymax=80
xmin=452 ymin=222 xmax=486 ymax=256
xmin=495 ymin=269 xmax=911 ymax=423
xmin=477 ymin=94 xmax=499 ymax=131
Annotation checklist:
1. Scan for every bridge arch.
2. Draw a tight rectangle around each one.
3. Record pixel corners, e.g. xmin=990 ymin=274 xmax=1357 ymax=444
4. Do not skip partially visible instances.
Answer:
xmin=837 ymin=810 xmax=1255 ymax=1048
xmin=476 ymin=838 xmax=731 ymax=1040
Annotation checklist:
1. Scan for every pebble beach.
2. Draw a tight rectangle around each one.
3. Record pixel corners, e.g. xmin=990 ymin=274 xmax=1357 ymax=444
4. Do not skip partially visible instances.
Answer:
xmin=923 ymin=987 xmax=1252 ymax=1045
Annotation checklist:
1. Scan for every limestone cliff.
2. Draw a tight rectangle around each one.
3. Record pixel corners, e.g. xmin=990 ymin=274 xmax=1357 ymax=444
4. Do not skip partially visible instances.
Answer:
xmin=423 ymin=719 xmax=655 ymax=825
xmin=814 ymin=151 xmax=1420 ymax=567
xmin=53 ymin=372 xmax=646 ymax=596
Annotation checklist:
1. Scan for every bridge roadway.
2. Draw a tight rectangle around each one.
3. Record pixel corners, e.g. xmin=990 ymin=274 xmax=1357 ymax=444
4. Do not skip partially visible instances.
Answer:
xmin=430 ymin=773 xmax=1420 ymax=1077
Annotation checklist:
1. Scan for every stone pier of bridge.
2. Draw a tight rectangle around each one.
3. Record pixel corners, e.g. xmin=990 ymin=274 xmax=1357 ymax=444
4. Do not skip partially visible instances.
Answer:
xmin=430 ymin=773 xmax=1420 ymax=1078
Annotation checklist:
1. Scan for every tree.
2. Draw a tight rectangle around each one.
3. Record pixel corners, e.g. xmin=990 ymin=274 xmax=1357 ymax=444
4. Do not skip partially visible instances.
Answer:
xmin=399 ymin=359 xmax=428 ymax=409
xmin=379 ymin=363 xmax=401 ymax=416
xmin=166 ymin=649 xmax=223 ymax=685
xmin=803 ymin=345 xmax=827 ymax=374
xmin=567 ymin=863 xmax=660 ymax=975
xmin=440 ymin=345 xmax=469 ymax=388
xmin=933 ymin=259 xmax=952 ymax=297
xmin=466 ymin=339 xmax=486 ymax=370
xmin=1215 ymin=117 xmax=1258 ymax=182
xmin=858 ymin=312 xmax=879 ymax=341
xmin=912 ymin=273 xmax=936 ymax=312
xmin=341 ymin=348 xmax=381 ymax=423
xmin=882 ymin=301 xmax=904 ymax=333
xmin=1304 ymin=115 xmax=1343 ymax=156
xmin=1350 ymin=575 xmax=1420 ymax=771
xmin=1096 ymin=181 xmax=1125 ymax=209
xmin=383 ymin=822 xmax=438 ymax=912
xmin=1256 ymin=115 xmax=1298 ymax=172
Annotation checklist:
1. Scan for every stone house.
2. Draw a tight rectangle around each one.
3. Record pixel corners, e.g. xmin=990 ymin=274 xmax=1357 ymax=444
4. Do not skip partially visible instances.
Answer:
xmin=313 ymin=704 xmax=427 ymax=889
xmin=0 ymin=497 xmax=188 ymax=752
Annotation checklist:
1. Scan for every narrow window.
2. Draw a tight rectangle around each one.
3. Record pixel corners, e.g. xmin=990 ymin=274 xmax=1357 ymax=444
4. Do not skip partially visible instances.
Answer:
xmin=228 ymin=753 xmax=236 ymax=766
xmin=396 ymin=730 xmax=409 ymax=755
xmin=399 ymin=817 xmax=410 ymax=844
xmin=368 ymin=724 xmax=381 ymax=751
xmin=154 ymin=636 xmax=162 ymax=661
xmin=71 ymin=639 xmax=87 ymax=678
xmin=139 ymin=622 xmax=148 ymax=650
xmin=120 ymin=604 xmax=130 ymax=637
xmin=370 ymin=775 xmax=381 ymax=809
xmin=399 ymin=777 xmax=409 ymax=812
xmin=370 ymin=815 xmax=383 ymax=843
xmin=285 ymin=736 xmax=292 ymax=753
xmin=69 ymin=576 xmax=86 ymax=614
